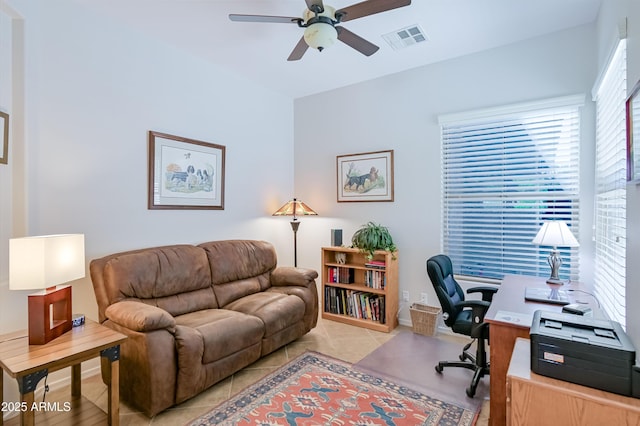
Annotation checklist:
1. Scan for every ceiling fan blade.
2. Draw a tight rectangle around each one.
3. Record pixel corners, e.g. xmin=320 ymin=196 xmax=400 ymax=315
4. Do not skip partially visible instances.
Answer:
xmin=229 ymin=14 xmax=301 ymax=24
xmin=336 ymin=26 xmax=379 ymax=56
xmin=305 ymin=0 xmax=325 ymax=13
xmin=337 ymin=0 xmax=411 ymax=22
xmin=287 ymin=37 xmax=309 ymax=61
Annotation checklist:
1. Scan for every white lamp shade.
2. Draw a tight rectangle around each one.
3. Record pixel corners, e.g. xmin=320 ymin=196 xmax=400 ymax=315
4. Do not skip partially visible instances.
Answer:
xmin=9 ymin=234 xmax=85 ymax=290
xmin=532 ymin=221 xmax=579 ymax=248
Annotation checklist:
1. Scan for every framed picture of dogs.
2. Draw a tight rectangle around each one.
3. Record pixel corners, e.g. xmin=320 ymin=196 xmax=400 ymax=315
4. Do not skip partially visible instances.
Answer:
xmin=0 ymin=111 xmax=8 ymax=165
xmin=337 ymin=150 xmax=394 ymax=202
xmin=148 ymin=131 xmax=225 ymax=209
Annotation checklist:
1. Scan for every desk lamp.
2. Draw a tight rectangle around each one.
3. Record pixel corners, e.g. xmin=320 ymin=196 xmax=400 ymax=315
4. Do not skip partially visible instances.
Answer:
xmin=273 ymin=198 xmax=317 ymax=267
xmin=532 ymin=221 xmax=579 ymax=285
xmin=9 ymin=234 xmax=85 ymax=345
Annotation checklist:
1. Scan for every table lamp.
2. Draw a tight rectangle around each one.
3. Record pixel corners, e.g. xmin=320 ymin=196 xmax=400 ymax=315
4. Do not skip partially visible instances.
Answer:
xmin=9 ymin=234 xmax=85 ymax=345
xmin=532 ymin=221 xmax=579 ymax=285
xmin=273 ymin=198 xmax=317 ymax=267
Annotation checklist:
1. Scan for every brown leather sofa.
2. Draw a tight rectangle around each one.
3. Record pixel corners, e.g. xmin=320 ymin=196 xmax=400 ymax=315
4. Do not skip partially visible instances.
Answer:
xmin=90 ymin=240 xmax=318 ymax=417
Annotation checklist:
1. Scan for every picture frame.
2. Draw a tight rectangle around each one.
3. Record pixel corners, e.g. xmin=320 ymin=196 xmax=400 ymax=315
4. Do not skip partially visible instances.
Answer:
xmin=627 ymin=79 xmax=640 ymax=182
xmin=148 ymin=131 xmax=225 ymax=209
xmin=337 ymin=150 xmax=394 ymax=202
xmin=0 ymin=111 xmax=8 ymax=165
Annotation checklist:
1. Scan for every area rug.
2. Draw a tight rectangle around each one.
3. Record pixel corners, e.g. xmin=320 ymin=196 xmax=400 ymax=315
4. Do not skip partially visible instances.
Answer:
xmin=354 ymin=330 xmax=489 ymax=412
xmin=186 ymin=351 xmax=478 ymax=425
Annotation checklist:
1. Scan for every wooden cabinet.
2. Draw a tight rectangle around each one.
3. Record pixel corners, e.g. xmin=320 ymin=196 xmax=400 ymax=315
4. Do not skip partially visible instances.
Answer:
xmin=321 ymin=246 xmax=398 ymax=332
xmin=507 ymin=338 xmax=640 ymax=426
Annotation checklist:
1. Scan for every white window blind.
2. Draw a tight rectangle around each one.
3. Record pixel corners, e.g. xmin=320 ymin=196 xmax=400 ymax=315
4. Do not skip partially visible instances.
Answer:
xmin=593 ymin=39 xmax=626 ymax=328
xmin=439 ymin=97 xmax=582 ymax=281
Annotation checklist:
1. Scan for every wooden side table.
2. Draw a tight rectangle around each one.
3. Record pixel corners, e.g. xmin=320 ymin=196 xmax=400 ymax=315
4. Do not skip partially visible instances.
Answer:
xmin=0 ymin=319 xmax=126 ymax=426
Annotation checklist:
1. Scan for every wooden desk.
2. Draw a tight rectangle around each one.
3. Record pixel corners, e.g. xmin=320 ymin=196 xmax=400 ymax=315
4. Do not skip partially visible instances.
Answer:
xmin=485 ymin=275 xmax=598 ymax=426
xmin=0 ymin=320 xmax=126 ymax=426
xmin=507 ymin=338 xmax=640 ymax=425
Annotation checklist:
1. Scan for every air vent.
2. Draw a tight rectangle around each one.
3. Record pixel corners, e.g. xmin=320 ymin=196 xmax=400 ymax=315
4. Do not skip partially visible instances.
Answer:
xmin=382 ymin=25 xmax=428 ymax=50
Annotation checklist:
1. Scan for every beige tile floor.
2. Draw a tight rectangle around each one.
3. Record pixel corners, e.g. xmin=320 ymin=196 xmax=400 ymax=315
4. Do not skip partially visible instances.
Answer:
xmin=23 ymin=317 xmax=490 ymax=425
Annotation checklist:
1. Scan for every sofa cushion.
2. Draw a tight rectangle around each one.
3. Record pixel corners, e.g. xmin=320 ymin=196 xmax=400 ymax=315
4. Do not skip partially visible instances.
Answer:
xmin=102 ymin=245 xmax=217 ymax=316
xmin=173 ymin=309 xmax=264 ymax=404
xmin=174 ymin=309 xmax=264 ymax=364
xmin=224 ymin=292 xmax=305 ymax=337
xmin=199 ymin=240 xmax=277 ymax=305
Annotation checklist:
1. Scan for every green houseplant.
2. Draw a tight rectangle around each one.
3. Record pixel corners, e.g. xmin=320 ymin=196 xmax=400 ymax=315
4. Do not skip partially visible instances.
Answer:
xmin=351 ymin=222 xmax=397 ymax=260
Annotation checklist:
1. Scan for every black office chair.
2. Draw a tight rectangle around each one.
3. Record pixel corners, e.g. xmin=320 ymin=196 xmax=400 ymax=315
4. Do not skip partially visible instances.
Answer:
xmin=426 ymin=254 xmax=498 ymax=397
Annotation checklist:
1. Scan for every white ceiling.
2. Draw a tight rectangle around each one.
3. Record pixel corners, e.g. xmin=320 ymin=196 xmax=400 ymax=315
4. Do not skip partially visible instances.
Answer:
xmin=74 ymin=0 xmax=602 ymax=99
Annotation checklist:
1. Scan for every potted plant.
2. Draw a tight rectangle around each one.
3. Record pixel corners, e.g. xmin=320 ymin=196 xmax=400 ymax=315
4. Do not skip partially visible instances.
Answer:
xmin=351 ymin=221 xmax=397 ymax=259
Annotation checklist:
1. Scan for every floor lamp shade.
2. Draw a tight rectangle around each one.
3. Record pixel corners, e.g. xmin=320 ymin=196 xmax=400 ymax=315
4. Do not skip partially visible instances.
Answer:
xmin=273 ymin=198 xmax=317 ymax=267
xmin=9 ymin=234 xmax=85 ymax=345
xmin=272 ymin=199 xmax=318 ymax=218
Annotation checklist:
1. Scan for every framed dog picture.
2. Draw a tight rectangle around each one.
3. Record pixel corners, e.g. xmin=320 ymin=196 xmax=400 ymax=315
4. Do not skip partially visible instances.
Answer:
xmin=337 ymin=150 xmax=394 ymax=202
xmin=148 ymin=131 xmax=225 ymax=209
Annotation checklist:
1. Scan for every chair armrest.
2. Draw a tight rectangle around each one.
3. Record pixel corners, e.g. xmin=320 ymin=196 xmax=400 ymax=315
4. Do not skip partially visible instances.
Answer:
xmin=456 ymin=299 xmax=491 ymax=338
xmin=271 ymin=267 xmax=318 ymax=287
xmin=467 ymin=286 xmax=499 ymax=303
xmin=105 ymin=300 xmax=176 ymax=333
xmin=455 ymin=299 xmax=491 ymax=322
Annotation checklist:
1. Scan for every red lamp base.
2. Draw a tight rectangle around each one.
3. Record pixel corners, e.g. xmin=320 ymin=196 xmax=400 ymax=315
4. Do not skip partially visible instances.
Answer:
xmin=28 ymin=285 xmax=73 ymax=345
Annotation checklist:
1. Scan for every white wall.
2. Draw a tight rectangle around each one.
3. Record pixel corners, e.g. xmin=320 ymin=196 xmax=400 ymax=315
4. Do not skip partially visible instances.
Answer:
xmin=0 ymin=5 xmax=17 ymax=333
xmin=294 ymin=24 xmax=598 ymax=326
xmin=0 ymin=0 xmax=28 ymax=336
xmin=1 ymin=0 xmax=296 ymax=408
xmin=1 ymin=0 xmax=298 ymax=322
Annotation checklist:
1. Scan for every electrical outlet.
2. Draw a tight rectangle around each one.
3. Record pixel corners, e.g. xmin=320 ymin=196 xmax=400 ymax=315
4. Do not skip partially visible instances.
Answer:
xmin=420 ymin=293 xmax=428 ymax=304
xmin=402 ymin=291 xmax=410 ymax=302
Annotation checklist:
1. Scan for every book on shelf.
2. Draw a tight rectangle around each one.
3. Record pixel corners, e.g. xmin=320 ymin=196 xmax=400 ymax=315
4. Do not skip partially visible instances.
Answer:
xmin=327 ymin=266 xmax=355 ymax=284
xmin=323 ymin=286 xmax=386 ymax=324
xmin=364 ymin=260 xmax=386 ymax=270
xmin=364 ymin=269 xmax=386 ymax=289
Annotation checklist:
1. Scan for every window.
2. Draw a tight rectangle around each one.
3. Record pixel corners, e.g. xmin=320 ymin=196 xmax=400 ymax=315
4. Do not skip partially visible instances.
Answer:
xmin=593 ymin=39 xmax=627 ymax=328
xmin=439 ymin=96 xmax=582 ymax=282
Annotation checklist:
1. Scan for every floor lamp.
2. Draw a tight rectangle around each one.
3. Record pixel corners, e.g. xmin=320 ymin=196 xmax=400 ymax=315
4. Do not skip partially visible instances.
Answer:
xmin=273 ymin=198 xmax=317 ymax=267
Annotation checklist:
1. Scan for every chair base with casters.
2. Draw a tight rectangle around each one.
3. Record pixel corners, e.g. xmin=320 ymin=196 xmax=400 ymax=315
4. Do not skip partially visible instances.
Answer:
xmin=426 ymin=254 xmax=498 ymax=398
xmin=435 ymin=335 xmax=490 ymax=398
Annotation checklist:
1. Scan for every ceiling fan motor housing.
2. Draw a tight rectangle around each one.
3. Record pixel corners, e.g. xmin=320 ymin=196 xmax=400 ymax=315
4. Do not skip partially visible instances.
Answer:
xmin=303 ymin=5 xmax=338 ymax=51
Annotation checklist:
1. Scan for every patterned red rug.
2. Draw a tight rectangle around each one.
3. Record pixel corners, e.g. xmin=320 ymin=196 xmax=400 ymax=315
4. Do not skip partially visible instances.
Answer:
xmin=187 ymin=351 xmax=479 ymax=425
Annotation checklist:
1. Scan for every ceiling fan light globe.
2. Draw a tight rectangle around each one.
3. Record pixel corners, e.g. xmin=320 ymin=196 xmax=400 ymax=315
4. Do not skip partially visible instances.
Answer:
xmin=304 ymin=23 xmax=337 ymax=51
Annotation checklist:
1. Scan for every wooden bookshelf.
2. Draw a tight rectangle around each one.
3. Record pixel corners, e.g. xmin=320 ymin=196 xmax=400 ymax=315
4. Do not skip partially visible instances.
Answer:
xmin=321 ymin=246 xmax=398 ymax=332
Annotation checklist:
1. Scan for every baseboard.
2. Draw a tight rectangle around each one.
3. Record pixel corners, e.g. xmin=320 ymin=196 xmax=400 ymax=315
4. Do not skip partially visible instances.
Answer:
xmin=39 ymin=364 xmax=102 ymax=397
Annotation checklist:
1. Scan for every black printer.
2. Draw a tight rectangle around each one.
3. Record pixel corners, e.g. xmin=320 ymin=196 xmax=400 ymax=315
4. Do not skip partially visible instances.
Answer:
xmin=530 ymin=310 xmax=640 ymax=397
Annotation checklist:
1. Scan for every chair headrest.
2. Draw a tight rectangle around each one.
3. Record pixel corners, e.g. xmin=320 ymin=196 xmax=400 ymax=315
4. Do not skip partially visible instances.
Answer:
xmin=427 ymin=254 xmax=454 ymax=280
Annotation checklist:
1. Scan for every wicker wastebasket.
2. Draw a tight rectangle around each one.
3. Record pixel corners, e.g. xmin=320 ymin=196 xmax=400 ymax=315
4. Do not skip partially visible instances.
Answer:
xmin=410 ymin=303 xmax=441 ymax=336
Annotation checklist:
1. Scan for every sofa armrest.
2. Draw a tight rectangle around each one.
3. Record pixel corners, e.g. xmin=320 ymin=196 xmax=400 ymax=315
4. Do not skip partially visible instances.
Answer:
xmin=105 ymin=301 xmax=176 ymax=333
xmin=271 ymin=267 xmax=318 ymax=287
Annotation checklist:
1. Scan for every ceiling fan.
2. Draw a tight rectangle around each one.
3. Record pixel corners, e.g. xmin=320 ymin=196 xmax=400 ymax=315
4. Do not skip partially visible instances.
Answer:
xmin=229 ymin=0 xmax=412 ymax=61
